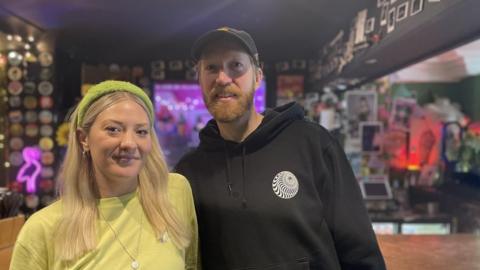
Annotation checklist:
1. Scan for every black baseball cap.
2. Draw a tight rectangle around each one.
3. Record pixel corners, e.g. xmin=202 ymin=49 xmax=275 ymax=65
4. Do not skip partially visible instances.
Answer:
xmin=191 ymin=27 xmax=259 ymax=66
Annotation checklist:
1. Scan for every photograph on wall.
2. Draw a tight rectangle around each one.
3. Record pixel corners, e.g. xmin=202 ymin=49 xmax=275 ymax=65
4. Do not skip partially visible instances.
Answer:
xmin=276 ymin=74 xmax=304 ymax=106
xmin=360 ymin=121 xmax=383 ymax=153
xmin=387 ymin=7 xmax=396 ymax=33
xmin=396 ymin=2 xmax=409 ymax=21
xmin=389 ymin=97 xmax=417 ymax=131
xmin=410 ymin=0 xmax=424 ymax=16
xmin=345 ymin=90 xmax=378 ymax=139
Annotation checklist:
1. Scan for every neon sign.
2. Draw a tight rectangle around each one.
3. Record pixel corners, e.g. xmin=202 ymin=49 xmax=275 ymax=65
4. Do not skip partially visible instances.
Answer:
xmin=17 ymin=146 xmax=42 ymax=193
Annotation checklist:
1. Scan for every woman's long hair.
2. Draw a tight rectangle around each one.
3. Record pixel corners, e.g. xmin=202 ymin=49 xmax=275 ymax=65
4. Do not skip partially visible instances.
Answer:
xmin=55 ymin=91 xmax=191 ymax=261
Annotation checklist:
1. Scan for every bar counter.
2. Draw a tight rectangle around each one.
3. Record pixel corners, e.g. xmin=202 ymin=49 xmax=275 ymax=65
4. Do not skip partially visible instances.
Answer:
xmin=378 ymin=234 xmax=480 ymax=270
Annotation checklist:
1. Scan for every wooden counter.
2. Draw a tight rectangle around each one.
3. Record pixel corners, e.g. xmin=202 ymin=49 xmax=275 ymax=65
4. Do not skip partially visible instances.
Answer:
xmin=378 ymin=234 xmax=480 ymax=270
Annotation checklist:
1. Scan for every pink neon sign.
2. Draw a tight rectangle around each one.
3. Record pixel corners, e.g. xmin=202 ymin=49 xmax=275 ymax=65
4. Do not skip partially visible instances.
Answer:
xmin=17 ymin=146 xmax=42 ymax=193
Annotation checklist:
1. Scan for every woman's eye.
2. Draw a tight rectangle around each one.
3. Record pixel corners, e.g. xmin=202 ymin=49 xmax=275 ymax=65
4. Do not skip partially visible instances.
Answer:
xmin=106 ymin=126 xmax=120 ymax=133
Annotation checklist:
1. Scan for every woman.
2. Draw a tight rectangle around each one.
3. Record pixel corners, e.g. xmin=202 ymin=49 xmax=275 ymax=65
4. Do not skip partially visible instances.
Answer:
xmin=10 ymin=80 xmax=199 ymax=269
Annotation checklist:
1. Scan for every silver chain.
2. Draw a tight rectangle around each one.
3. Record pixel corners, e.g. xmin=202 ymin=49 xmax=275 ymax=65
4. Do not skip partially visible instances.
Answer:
xmin=99 ymin=209 xmax=143 ymax=269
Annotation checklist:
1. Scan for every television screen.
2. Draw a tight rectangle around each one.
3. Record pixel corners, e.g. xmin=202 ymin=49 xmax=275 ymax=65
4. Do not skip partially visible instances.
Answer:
xmin=153 ymin=81 xmax=266 ymax=168
xmin=359 ymin=177 xmax=393 ymax=200
xmin=372 ymin=222 xmax=399 ymax=235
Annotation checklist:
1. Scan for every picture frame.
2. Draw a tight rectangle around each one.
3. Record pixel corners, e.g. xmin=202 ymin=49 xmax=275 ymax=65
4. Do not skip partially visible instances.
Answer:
xmin=396 ymin=2 xmax=409 ymax=22
xmin=380 ymin=4 xmax=389 ymax=26
xmin=365 ymin=17 xmax=375 ymax=34
xmin=345 ymin=90 xmax=378 ymax=139
xmin=360 ymin=121 xmax=383 ymax=153
xmin=387 ymin=7 xmax=396 ymax=33
xmin=410 ymin=0 xmax=424 ymax=16
xmin=389 ymin=97 xmax=417 ymax=131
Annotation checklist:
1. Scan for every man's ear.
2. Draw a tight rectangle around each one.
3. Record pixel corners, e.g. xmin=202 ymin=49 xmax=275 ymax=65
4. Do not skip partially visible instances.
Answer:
xmin=254 ymin=67 xmax=263 ymax=90
xmin=76 ymin=129 xmax=89 ymax=152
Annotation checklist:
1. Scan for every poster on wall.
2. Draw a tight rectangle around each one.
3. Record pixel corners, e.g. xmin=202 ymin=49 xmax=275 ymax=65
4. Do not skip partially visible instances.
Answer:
xmin=276 ymin=75 xmax=304 ymax=106
xmin=389 ymin=97 xmax=417 ymax=131
xmin=345 ymin=90 xmax=378 ymax=139
xmin=360 ymin=121 xmax=383 ymax=153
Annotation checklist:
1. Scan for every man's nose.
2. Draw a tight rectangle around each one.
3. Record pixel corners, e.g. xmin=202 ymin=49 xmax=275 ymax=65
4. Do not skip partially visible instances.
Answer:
xmin=215 ymin=70 xmax=233 ymax=85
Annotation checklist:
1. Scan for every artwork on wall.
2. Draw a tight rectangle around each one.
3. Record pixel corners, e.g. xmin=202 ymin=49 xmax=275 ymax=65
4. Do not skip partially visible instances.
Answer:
xmin=410 ymin=0 xmax=424 ymax=16
xmin=345 ymin=90 xmax=378 ymax=139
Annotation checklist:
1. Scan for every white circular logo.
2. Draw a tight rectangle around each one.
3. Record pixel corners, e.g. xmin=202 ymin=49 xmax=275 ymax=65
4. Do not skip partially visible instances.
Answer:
xmin=272 ymin=171 xmax=299 ymax=199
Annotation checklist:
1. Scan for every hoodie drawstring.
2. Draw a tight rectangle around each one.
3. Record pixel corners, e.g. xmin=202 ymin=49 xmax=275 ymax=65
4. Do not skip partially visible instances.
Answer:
xmin=223 ymin=142 xmax=248 ymax=208
xmin=241 ymin=146 xmax=247 ymax=208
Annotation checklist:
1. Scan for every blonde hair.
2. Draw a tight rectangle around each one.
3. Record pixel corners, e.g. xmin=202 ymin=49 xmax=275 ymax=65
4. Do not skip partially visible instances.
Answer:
xmin=55 ymin=91 xmax=191 ymax=261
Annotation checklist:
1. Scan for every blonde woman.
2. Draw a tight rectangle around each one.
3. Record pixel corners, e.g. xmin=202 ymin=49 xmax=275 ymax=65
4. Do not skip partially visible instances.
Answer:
xmin=10 ymin=80 xmax=199 ymax=270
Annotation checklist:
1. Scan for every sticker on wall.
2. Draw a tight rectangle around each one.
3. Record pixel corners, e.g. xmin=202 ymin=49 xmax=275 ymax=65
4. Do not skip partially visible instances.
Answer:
xmin=7 ymin=81 xmax=23 ymax=95
xmin=25 ymin=123 xmax=39 ymax=137
xmin=9 ymin=123 xmax=24 ymax=136
xmin=7 ymin=66 xmax=23 ymax=81
xmin=40 ymin=125 xmax=54 ymax=137
xmin=39 ymin=137 xmax=54 ymax=151
xmin=7 ymin=51 xmax=23 ymax=66
xmin=39 ymin=96 xmax=54 ymax=109
xmin=25 ymin=110 xmax=38 ymax=123
xmin=24 ymin=81 xmax=36 ymax=94
xmin=23 ymin=95 xmax=38 ymax=109
xmin=8 ymin=96 xmax=22 ymax=108
xmin=40 ymin=68 xmax=53 ymax=80
xmin=41 ymin=151 xmax=55 ymax=165
xmin=39 ymin=110 xmax=53 ymax=124
xmin=9 ymin=151 xmax=24 ymax=167
xmin=8 ymin=110 xmax=23 ymax=123
xmin=41 ymin=167 xmax=54 ymax=178
xmin=38 ymin=81 xmax=53 ymax=95
xmin=9 ymin=137 xmax=24 ymax=151
xmin=38 ymin=52 xmax=53 ymax=67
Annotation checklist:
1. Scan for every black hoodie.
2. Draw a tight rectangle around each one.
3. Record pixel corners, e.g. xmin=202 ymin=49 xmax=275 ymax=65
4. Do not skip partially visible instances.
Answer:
xmin=175 ymin=102 xmax=386 ymax=270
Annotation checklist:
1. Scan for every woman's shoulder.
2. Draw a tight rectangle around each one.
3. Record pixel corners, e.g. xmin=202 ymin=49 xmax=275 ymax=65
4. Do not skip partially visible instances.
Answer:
xmin=166 ymin=173 xmax=194 ymax=208
xmin=17 ymin=200 xmax=62 ymax=242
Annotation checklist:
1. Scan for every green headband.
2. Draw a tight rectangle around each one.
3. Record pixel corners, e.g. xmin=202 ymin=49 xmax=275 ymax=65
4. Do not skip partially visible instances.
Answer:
xmin=76 ymin=80 xmax=154 ymax=126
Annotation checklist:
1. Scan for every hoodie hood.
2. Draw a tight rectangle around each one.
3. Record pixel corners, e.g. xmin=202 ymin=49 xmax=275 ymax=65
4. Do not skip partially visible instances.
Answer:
xmin=198 ymin=102 xmax=305 ymax=151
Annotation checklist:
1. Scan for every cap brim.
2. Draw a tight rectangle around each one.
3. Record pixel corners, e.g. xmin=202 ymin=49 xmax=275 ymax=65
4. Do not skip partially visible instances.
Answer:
xmin=191 ymin=30 xmax=250 ymax=62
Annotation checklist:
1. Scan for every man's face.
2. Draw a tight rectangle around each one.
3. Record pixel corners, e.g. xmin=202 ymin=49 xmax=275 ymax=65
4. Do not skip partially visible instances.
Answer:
xmin=198 ymin=40 xmax=262 ymax=123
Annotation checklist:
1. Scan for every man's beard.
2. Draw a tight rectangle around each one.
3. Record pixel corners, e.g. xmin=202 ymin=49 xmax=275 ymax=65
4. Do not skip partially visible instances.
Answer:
xmin=203 ymin=82 xmax=255 ymax=123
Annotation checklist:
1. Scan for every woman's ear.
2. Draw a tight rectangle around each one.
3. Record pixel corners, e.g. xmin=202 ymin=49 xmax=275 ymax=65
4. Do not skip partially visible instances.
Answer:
xmin=76 ymin=129 xmax=89 ymax=152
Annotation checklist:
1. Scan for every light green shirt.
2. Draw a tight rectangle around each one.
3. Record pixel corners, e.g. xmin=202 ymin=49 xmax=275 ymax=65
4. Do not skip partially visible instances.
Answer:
xmin=10 ymin=173 xmax=199 ymax=270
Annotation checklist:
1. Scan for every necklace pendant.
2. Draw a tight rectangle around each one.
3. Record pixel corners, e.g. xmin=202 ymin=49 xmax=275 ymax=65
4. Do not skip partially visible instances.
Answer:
xmin=131 ymin=260 xmax=139 ymax=269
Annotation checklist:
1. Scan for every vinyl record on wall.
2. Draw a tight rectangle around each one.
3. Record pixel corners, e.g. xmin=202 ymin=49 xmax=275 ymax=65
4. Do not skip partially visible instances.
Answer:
xmin=24 ymin=96 xmax=38 ymax=109
xmin=39 ymin=137 xmax=54 ymax=151
xmin=38 ymin=52 xmax=53 ymax=67
xmin=9 ymin=123 xmax=24 ymax=136
xmin=38 ymin=110 xmax=53 ymax=124
xmin=9 ymin=137 xmax=24 ymax=151
xmin=40 ymin=68 xmax=53 ymax=80
xmin=25 ymin=111 xmax=38 ymax=123
xmin=41 ymin=167 xmax=54 ymax=178
xmin=9 ymin=151 xmax=24 ymax=167
xmin=7 ymin=67 xmax=23 ymax=81
xmin=39 ymin=96 xmax=54 ymax=109
xmin=39 ymin=125 xmax=54 ymax=137
xmin=8 ymin=110 xmax=23 ymax=123
xmin=38 ymin=81 xmax=53 ymax=96
xmin=7 ymin=51 xmax=23 ymax=66
xmin=41 ymin=151 xmax=55 ymax=165
xmin=8 ymin=96 xmax=22 ymax=108
xmin=25 ymin=123 xmax=39 ymax=137
xmin=24 ymin=81 xmax=36 ymax=94
xmin=7 ymin=81 xmax=23 ymax=95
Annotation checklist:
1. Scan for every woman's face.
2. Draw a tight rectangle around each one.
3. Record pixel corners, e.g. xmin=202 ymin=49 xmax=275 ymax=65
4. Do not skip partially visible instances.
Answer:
xmin=80 ymin=99 xmax=152 ymax=188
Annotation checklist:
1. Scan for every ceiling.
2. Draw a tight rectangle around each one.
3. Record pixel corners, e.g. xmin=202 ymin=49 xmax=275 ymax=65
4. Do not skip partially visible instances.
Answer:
xmin=0 ymin=0 xmax=371 ymax=63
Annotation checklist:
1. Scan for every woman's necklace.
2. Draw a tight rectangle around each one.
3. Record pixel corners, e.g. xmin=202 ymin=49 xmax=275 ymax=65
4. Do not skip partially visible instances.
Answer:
xmin=99 ymin=210 xmax=143 ymax=270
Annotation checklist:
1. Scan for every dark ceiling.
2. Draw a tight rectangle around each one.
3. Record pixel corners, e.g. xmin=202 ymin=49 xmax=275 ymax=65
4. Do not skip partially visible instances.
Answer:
xmin=0 ymin=0 xmax=371 ymax=63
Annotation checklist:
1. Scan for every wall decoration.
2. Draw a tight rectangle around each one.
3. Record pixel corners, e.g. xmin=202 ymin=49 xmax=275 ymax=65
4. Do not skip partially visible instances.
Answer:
xmin=411 ymin=0 xmax=424 ymax=16
xmin=360 ymin=121 xmax=383 ymax=152
xmin=380 ymin=4 xmax=389 ymax=26
xmin=396 ymin=2 xmax=409 ymax=22
xmin=387 ymin=7 xmax=396 ymax=33
xmin=17 ymin=147 xmax=42 ymax=193
xmin=365 ymin=17 xmax=375 ymax=34
xmin=276 ymin=75 xmax=304 ymax=106
xmin=389 ymin=97 xmax=417 ymax=131
xmin=345 ymin=90 xmax=378 ymax=138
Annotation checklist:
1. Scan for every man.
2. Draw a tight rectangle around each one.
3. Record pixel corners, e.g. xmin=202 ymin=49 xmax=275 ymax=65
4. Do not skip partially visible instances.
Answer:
xmin=175 ymin=27 xmax=386 ymax=270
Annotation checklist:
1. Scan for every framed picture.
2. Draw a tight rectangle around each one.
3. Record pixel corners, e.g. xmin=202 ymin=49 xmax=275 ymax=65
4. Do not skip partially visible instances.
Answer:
xmin=360 ymin=121 xmax=383 ymax=152
xmin=168 ymin=60 xmax=183 ymax=71
xmin=365 ymin=17 xmax=375 ymax=34
xmin=387 ymin=7 xmax=396 ymax=33
xmin=396 ymin=2 xmax=409 ymax=21
xmin=410 ymin=0 xmax=424 ymax=16
xmin=377 ymin=0 xmax=383 ymax=8
xmin=345 ymin=91 xmax=378 ymax=138
xmin=390 ymin=0 xmax=398 ymax=4
xmin=380 ymin=4 xmax=389 ymax=26
xmin=389 ymin=97 xmax=417 ymax=131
